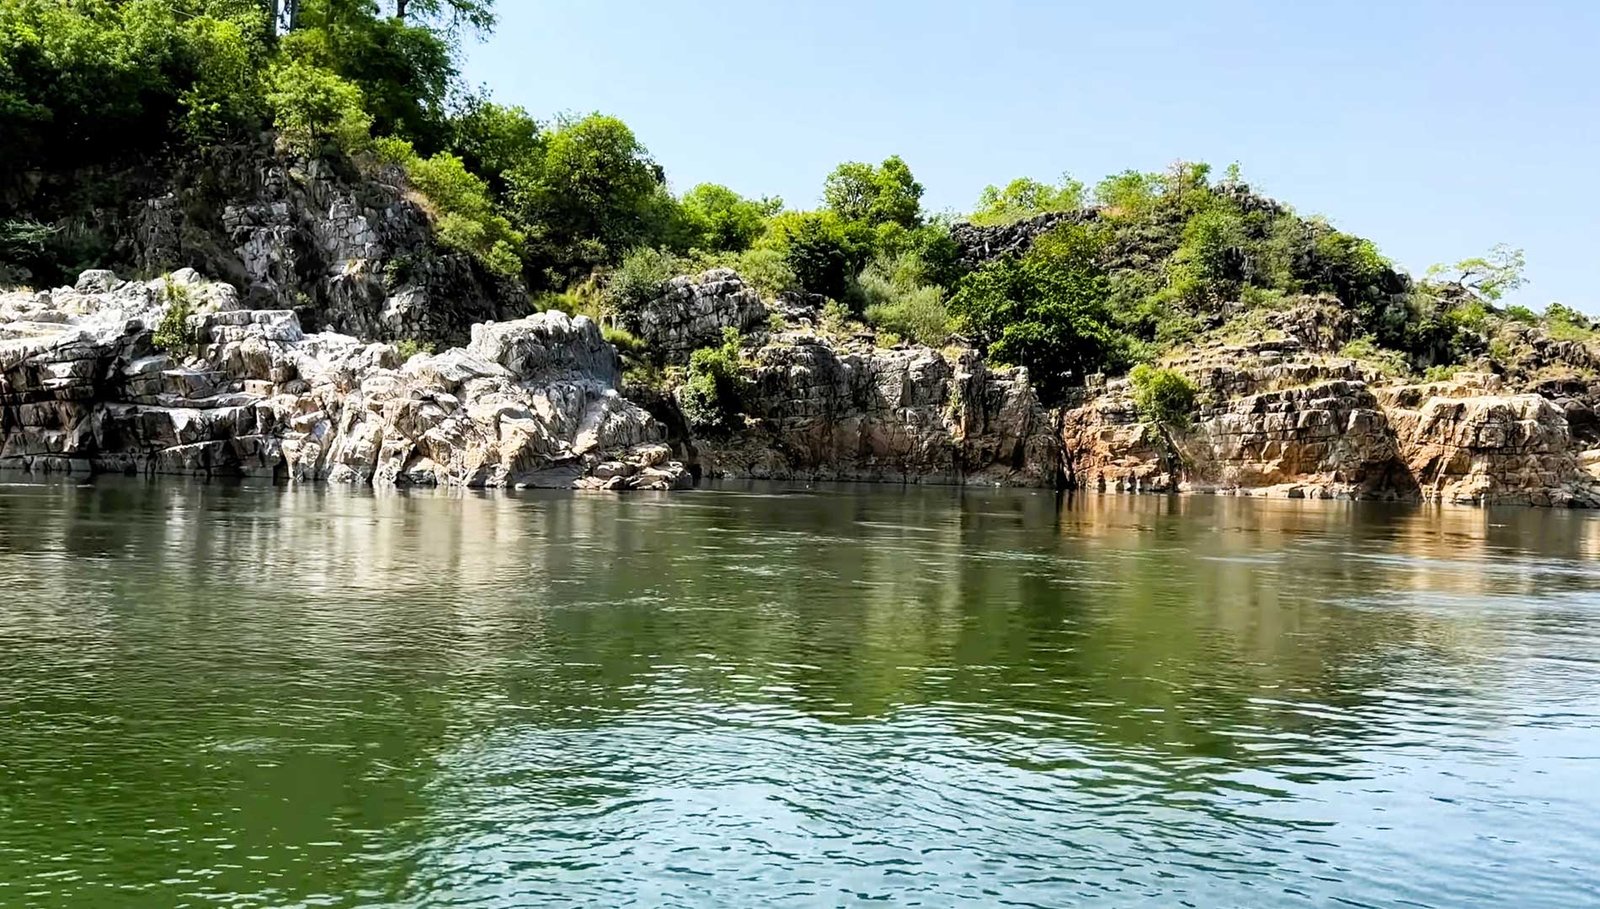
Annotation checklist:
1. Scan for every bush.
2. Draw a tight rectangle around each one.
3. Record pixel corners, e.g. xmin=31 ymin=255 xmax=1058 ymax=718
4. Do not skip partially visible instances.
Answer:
xmin=395 ymin=339 xmax=435 ymax=360
xmin=761 ymin=210 xmax=871 ymax=303
xmin=684 ymin=247 xmax=797 ymax=299
xmin=1339 ymin=336 xmax=1411 ymax=378
xmin=532 ymin=290 xmax=584 ymax=316
xmin=1129 ymin=364 xmax=1198 ymax=428
xmin=678 ymin=184 xmax=779 ymax=252
xmin=859 ymin=257 xmax=951 ymax=346
xmin=949 ymin=223 xmax=1135 ymax=405
xmin=864 ymin=285 xmax=950 ymax=346
xmin=969 ymin=176 xmax=1084 ymax=226
xmin=151 ymin=281 xmax=199 ymax=358
xmin=603 ymin=324 xmax=647 ymax=358
xmin=820 ymin=300 xmax=853 ymax=335
xmin=1504 ymin=305 xmax=1539 ymax=324
xmin=376 ymin=139 xmax=525 ymax=277
xmin=678 ymin=327 xmax=745 ymax=433
xmin=1423 ymin=364 xmax=1461 ymax=382
xmin=605 ymin=247 xmax=682 ymax=316
xmin=1544 ymin=303 xmax=1595 ymax=342
xmin=1445 ymin=299 xmax=1490 ymax=334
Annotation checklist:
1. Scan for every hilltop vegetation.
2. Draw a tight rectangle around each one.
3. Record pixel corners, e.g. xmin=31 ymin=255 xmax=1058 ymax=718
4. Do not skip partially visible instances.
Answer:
xmin=1 ymin=0 xmax=1591 ymax=404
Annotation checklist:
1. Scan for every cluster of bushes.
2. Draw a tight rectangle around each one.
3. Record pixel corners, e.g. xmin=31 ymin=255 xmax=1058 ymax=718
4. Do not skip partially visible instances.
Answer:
xmin=679 ymin=327 xmax=745 ymax=433
xmin=0 ymin=1 xmax=787 ymax=290
xmin=939 ymin=162 xmax=1579 ymax=402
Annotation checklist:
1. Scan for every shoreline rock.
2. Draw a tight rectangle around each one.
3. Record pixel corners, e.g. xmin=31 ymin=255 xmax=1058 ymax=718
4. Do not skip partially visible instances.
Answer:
xmin=7 ymin=268 xmax=1600 ymax=507
xmin=1 ymin=271 xmax=690 ymax=491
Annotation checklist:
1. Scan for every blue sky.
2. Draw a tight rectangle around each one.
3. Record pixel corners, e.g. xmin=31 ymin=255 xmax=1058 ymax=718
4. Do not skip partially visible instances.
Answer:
xmin=462 ymin=0 xmax=1599 ymax=310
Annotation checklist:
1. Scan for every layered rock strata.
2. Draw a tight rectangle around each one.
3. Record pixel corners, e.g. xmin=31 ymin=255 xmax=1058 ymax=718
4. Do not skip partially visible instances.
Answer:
xmin=697 ymin=336 xmax=1059 ymax=486
xmin=1060 ymin=339 xmax=1600 ymax=506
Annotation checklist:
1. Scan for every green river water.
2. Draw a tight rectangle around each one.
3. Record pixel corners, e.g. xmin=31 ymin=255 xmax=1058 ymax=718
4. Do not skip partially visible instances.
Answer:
xmin=1 ymin=479 xmax=1598 ymax=907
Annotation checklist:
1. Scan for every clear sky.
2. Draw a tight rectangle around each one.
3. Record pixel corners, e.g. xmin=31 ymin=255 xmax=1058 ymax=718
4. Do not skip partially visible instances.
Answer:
xmin=462 ymin=0 xmax=1599 ymax=310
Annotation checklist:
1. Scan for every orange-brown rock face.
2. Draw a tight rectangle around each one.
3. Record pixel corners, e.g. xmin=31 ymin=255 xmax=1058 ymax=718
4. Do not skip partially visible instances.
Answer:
xmin=1382 ymin=379 xmax=1600 ymax=506
xmin=1061 ymin=342 xmax=1600 ymax=506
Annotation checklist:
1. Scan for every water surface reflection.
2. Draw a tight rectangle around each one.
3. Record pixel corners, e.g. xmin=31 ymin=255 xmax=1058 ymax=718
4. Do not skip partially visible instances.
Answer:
xmin=0 ymin=480 xmax=1597 ymax=907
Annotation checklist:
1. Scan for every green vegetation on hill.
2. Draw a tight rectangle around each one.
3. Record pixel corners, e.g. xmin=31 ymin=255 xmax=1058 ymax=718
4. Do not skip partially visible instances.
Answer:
xmin=1 ymin=1 xmax=1593 ymax=401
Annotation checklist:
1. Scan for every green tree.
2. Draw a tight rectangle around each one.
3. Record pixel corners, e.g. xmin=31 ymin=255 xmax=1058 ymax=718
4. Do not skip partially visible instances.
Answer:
xmin=508 ymin=113 xmax=672 ymax=279
xmin=1161 ymin=208 xmax=1249 ymax=305
xmin=1425 ymin=244 xmax=1526 ymax=301
xmin=266 ymin=57 xmax=372 ymax=153
xmin=1093 ymin=170 xmax=1159 ymax=215
xmin=177 ymin=9 xmax=272 ymax=140
xmin=950 ymin=223 xmax=1133 ymax=404
xmin=823 ymin=155 xmax=923 ymax=228
xmin=970 ymin=175 xmax=1085 ymax=226
xmin=280 ymin=3 xmax=455 ymax=151
xmin=678 ymin=184 xmax=780 ymax=253
xmin=762 ymin=210 xmax=872 ymax=302
xmin=390 ymin=0 xmax=496 ymax=33
xmin=447 ymin=96 xmax=543 ymax=192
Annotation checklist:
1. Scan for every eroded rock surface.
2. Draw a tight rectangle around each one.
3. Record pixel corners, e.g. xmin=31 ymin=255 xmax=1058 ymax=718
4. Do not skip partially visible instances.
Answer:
xmin=1 ymin=271 xmax=688 ymax=489
xmin=1061 ymin=339 xmax=1600 ymax=505
xmin=132 ymin=146 xmax=520 ymax=347
xmin=624 ymin=269 xmax=768 ymax=363
xmin=7 ymin=267 xmax=1600 ymax=506
xmin=698 ymin=334 xmax=1060 ymax=486
xmin=1382 ymin=377 xmax=1600 ymax=507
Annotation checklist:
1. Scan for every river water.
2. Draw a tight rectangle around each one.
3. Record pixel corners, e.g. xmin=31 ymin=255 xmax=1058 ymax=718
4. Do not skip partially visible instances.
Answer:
xmin=1 ymin=479 xmax=1598 ymax=908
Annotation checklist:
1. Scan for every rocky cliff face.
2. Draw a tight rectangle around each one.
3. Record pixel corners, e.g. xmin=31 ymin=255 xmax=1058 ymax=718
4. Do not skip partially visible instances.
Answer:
xmin=132 ymin=144 xmax=521 ymax=347
xmin=620 ymin=270 xmax=1061 ymax=486
xmin=623 ymin=269 xmax=769 ymax=363
xmin=698 ymin=335 xmax=1059 ymax=486
xmin=1060 ymin=335 xmax=1600 ymax=506
xmin=1381 ymin=378 xmax=1600 ymax=507
xmin=0 ymin=270 xmax=687 ymax=490
xmin=7 ymin=266 xmax=1599 ymax=506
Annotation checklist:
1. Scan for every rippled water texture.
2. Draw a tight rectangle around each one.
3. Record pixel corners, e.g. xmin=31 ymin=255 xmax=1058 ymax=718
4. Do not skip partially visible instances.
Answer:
xmin=2 ymin=480 xmax=1600 ymax=907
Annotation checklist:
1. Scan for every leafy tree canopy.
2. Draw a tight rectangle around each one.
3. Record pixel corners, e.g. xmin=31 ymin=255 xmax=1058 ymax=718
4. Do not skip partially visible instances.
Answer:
xmin=970 ymin=175 xmax=1085 ymax=226
xmin=823 ymin=155 xmax=923 ymax=229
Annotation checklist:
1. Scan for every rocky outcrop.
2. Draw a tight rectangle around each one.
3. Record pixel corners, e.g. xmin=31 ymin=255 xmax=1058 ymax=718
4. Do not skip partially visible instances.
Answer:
xmin=131 ymin=144 xmax=521 ymax=347
xmin=0 ymin=271 xmax=688 ymax=490
xmin=1061 ymin=340 xmax=1600 ymax=505
xmin=698 ymin=334 xmax=1060 ymax=486
xmin=7 ymin=266 xmax=1600 ymax=506
xmin=1062 ymin=348 xmax=1406 ymax=499
xmin=623 ymin=269 xmax=768 ymax=363
xmin=1381 ymin=377 xmax=1600 ymax=507
xmin=950 ymin=210 xmax=1099 ymax=270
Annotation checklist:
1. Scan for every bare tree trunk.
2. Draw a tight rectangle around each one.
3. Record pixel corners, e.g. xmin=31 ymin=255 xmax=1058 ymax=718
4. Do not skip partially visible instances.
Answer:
xmin=396 ymin=0 xmax=410 ymax=20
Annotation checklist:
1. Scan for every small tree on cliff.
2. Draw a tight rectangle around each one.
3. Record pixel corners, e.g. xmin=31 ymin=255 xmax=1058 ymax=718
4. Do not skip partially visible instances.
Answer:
xmin=1129 ymin=364 xmax=1198 ymax=429
xmin=949 ymin=223 xmax=1136 ymax=405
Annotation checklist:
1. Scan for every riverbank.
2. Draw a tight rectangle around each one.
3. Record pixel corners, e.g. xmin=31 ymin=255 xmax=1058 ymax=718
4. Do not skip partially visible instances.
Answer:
xmin=4 ymin=267 xmax=1600 ymax=506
